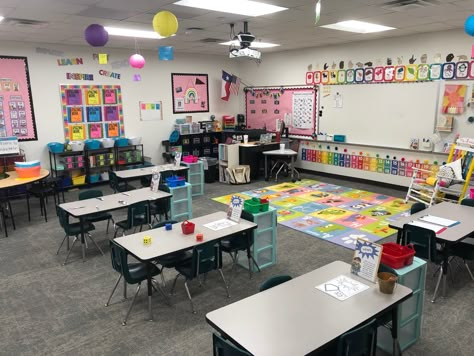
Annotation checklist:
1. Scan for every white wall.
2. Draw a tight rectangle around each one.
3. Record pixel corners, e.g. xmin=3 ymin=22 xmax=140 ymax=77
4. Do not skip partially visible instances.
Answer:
xmin=0 ymin=40 xmax=240 ymax=165
xmin=238 ymin=29 xmax=474 ymax=186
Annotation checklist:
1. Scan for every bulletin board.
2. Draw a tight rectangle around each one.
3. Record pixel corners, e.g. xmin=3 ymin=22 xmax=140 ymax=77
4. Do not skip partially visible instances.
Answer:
xmin=171 ymin=73 xmax=209 ymax=113
xmin=245 ymin=85 xmax=317 ymax=139
xmin=60 ymin=84 xmax=124 ymax=140
xmin=0 ymin=56 xmax=38 ymax=141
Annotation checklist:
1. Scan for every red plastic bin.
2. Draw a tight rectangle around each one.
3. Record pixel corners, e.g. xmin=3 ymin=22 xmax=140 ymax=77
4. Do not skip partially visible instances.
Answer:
xmin=181 ymin=220 xmax=195 ymax=235
xmin=381 ymin=242 xmax=415 ymax=269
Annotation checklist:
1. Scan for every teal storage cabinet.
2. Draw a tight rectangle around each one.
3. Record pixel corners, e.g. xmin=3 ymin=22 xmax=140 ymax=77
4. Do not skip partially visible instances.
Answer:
xmin=377 ymin=257 xmax=427 ymax=352
xmin=181 ymin=161 xmax=204 ymax=196
xmin=169 ymin=182 xmax=192 ymax=221
xmin=238 ymin=207 xmax=277 ymax=271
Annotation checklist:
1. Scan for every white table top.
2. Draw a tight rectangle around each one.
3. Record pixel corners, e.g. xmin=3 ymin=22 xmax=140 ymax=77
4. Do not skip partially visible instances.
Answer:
xmin=388 ymin=202 xmax=474 ymax=243
xmin=206 ymin=260 xmax=412 ymax=356
xmin=263 ymin=149 xmax=297 ymax=156
xmin=115 ymin=164 xmax=188 ymax=179
xmin=114 ymin=211 xmax=257 ymax=261
xmin=59 ymin=187 xmax=171 ymax=218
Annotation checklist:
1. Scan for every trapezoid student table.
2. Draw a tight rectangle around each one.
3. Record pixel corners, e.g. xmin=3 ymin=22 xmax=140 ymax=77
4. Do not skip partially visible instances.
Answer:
xmin=58 ymin=187 xmax=171 ymax=264
xmin=263 ymin=148 xmax=300 ymax=183
xmin=0 ymin=169 xmax=50 ymax=237
xmin=206 ymin=260 xmax=412 ymax=356
xmin=114 ymin=211 xmax=257 ymax=322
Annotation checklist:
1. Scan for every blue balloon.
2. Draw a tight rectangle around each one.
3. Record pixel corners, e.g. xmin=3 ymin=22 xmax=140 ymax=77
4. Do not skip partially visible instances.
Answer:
xmin=159 ymin=46 xmax=174 ymax=60
xmin=465 ymin=15 xmax=474 ymax=36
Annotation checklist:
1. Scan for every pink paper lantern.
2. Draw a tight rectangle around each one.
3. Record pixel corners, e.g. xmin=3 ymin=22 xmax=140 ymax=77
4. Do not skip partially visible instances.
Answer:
xmin=129 ymin=54 xmax=145 ymax=69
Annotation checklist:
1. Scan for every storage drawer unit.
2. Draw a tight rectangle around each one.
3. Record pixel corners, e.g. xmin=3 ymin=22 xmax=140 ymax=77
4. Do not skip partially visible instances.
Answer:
xmin=181 ymin=161 xmax=204 ymax=196
xmin=377 ymin=257 xmax=426 ymax=352
xmin=168 ymin=182 xmax=192 ymax=221
xmin=238 ymin=207 xmax=277 ymax=271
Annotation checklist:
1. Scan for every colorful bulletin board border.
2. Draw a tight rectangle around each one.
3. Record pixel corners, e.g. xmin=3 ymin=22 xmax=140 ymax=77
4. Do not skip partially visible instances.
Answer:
xmin=245 ymin=85 xmax=318 ymax=139
xmin=60 ymin=84 xmax=124 ymax=140
xmin=0 ymin=56 xmax=38 ymax=141
xmin=305 ymin=60 xmax=474 ymax=86
xmin=171 ymin=73 xmax=209 ymax=114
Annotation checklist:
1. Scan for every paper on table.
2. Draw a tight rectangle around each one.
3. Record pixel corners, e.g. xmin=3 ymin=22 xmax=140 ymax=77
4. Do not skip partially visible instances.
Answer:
xmin=316 ymin=275 xmax=369 ymax=301
xmin=418 ymin=215 xmax=459 ymax=227
xmin=203 ymin=219 xmax=237 ymax=231
xmin=409 ymin=220 xmax=447 ymax=234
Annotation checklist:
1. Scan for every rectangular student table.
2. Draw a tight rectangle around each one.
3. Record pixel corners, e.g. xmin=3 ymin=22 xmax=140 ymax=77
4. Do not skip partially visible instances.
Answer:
xmin=388 ymin=202 xmax=474 ymax=297
xmin=206 ymin=260 xmax=412 ymax=356
xmin=114 ymin=211 xmax=257 ymax=321
xmin=114 ymin=164 xmax=188 ymax=180
xmin=59 ymin=188 xmax=171 ymax=262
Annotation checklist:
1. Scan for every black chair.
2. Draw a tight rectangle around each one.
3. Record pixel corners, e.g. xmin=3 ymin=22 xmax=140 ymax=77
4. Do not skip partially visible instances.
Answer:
xmin=259 ymin=275 xmax=292 ymax=292
xmin=78 ymin=189 xmax=114 ymax=233
xmin=26 ymin=177 xmax=62 ymax=222
xmin=56 ymin=206 xmax=102 ymax=265
xmin=221 ymin=211 xmax=261 ymax=280
xmin=410 ymin=202 xmax=427 ymax=214
xmin=212 ymin=333 xmax=251 ymax=356
xmin=171 ymin=240 xmax=230 ymax=313
xmin=152 ymin=220 xmax=192 ymax=286
xmin=113 ymin=201 xmax=152 ymax=238
xmin=150 ymin=184 xmax=171 ymax=224
xmin=402 ymin=223 xmax=446 ymax=302
xmin=335 ymin=319 xmax=378 ymax=356
xmin=108 ymin=170 xmax=135 ymax=193
xmin=0 ymin=192 xmax=15 ymax=238
xmin=106 ymin=240 xmax=167 ymax=325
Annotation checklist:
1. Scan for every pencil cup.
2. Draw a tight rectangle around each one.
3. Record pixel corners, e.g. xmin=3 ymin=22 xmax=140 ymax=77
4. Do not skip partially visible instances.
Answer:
xmin=165 ymin=223 xmax=172 ymax=231
xmin=378 ymin=272 xmax=397 ymax=294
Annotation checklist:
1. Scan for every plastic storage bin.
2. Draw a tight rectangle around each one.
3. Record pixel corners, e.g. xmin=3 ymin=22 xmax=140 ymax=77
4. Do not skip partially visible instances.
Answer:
xmin=70 ymin=141 xmax=84 ymax=151
xmin=166 ymin=176 xmax=186 ymax=187
xmin=15 ymin=166 xmax=41 ymax=178
xmin=48 ymin=142 xmax=64 ymax=153
xmin=115 ymin=138 xmax=129 ymax=147
xmin=88 ymin=174 xmax=100 ymax=183
xmin=72 ymin=175 xmax=86 ymax=185
xmin=181 ymin=220 xmax=195 ymax=234
xmin=84 ymin=139 xmax=100 ymax=149
xmin=101 ymin=138 xmax=115 ymax=148
xmin=244 ymin=198 xmax=269 ymax=214
xmin=381 ymin=242 xmax=415 ymax=269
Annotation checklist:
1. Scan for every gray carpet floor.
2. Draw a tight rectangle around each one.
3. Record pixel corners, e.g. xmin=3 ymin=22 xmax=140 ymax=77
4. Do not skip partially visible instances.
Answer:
xmin=0 ymin=172 xmax=473 ymax=356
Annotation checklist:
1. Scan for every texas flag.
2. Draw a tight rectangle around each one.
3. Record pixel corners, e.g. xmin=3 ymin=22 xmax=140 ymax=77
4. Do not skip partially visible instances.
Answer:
xmin=221 ymin=70 xmax=232 ymax=101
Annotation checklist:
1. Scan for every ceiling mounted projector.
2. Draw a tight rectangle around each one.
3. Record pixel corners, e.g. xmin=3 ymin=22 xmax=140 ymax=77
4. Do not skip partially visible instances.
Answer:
xmin=228 ymin=21 xmax=261 ymax=61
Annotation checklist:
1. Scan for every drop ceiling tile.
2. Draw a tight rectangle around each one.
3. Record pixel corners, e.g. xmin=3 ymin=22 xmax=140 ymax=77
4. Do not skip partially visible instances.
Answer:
xmin=77 ymin=6 xmax=142 ymax=21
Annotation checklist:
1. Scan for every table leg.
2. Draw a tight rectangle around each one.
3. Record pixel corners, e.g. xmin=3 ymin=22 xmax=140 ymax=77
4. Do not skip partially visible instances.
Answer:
xmin=391 ymin=305 xmax=402 ymax=356
xmin=441 ymin=244 xmax=449 ymax=298
xmin=146 ymin=262 xmax=153 ymax=321
xmin=291 ymin=155 xmax=295 ymax=182
xmin=80 ymin=217 xmax=86 ymax=263
xmin=264 ymin=155 xmax=269 ymax=181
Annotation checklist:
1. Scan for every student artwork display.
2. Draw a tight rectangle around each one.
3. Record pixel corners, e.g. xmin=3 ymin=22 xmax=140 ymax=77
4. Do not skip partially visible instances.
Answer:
xmin=171 ymin=73 xmax=209 ymax=114
xmin=301 ymin=146 xmax=436 ymax=179
xmin=60 ymin=84 xmax=124 ymax=140
xmin=305 ymin=60 xmax=474 ymax=85
xmin=0 ymin=56 xmax=38 ymax=140
xmin=245 ymin=85 xmax=317 ymax=138
xmin=441 ymin=84 xmax=467 ymax=114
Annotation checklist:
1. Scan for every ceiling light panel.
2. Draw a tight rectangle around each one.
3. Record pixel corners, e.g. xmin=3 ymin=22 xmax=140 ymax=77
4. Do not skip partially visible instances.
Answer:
xmin=173 ymin=0 xmax=287 ymax=17
xmin=320 ymin=20 xmax=396 ymax=33
xmin=104 ymin=26 xmax=165 ymax=39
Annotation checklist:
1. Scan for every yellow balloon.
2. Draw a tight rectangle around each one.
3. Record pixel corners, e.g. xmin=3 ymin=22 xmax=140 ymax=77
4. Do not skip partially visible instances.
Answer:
xmin=153 ymin=11 xmax=178 ymax=37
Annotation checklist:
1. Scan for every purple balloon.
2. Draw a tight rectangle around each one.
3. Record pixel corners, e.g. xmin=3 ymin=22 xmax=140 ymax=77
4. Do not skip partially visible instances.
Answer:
xmin=85 ymin=24 xmax=109 ymax=47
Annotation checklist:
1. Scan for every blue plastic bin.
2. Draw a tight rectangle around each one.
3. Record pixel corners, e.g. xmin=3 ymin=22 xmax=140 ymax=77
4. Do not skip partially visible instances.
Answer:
xmin=48 ymin=142 xmax=64 ymax=153
xmin=166 ymin=176 xmax=185 ymax=187
xmin=115 ymin=138 xmax=129 ymax=147
xmin=84 ymin=139 xmax=101 ymax=150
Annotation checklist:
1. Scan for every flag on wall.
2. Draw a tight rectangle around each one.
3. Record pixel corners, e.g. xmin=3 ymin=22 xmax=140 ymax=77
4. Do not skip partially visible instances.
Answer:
xmin=221 ymin=70 xmax=232 ymax=101
xmin=230 ymin=75 xmax=240 ymax=95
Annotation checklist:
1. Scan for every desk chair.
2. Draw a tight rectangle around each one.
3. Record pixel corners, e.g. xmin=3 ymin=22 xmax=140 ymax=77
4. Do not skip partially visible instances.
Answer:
xmin=171 ymin=240 xmax=230 ymax=314
xmin=0 ymin=193 xmax=15 ymax=238
xmin=106 ymin=240 xmax=167 ymax=326
xmin=152 ymin=220 xmax=192 ymax=286
xmin=397 ymin=202 xmax=427 ymax=244
xmin=56 ymin=207 xmax=103 ymax=265
xmin=150 ymin=184 xmax=171 ymax=224
xmin=108 ymin=170 xmax=135 ymax=193
xmin=78 ymin=189 xmax=114 ymax=233
xmin=259 ymin=275 xmax=292 ymax=292
xmin=212 ymin=333 xmax=251 ymax=356
xmin=402 ymin=224 xmax=447 ymax=303
xmin=336 ymin=318 xmax=378 ymax=356
xmin=113 ymin=201 xmax=152 ymax=238
xmin=26 ymin=177 xmax=62 ymax=222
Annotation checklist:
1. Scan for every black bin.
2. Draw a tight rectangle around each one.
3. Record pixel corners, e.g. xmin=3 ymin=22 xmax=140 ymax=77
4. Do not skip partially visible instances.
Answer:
xmin=202 ymin=157 xmax=218 ymax=183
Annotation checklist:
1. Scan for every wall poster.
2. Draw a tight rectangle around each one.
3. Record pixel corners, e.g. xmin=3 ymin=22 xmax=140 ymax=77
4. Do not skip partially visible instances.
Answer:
xmin=60 ymin=84 xmax=124 ymax=140
xmin=0 ymin=56 xmax=38 ymax=140
xmin=171 ymin=73 xmax=209 ymax=114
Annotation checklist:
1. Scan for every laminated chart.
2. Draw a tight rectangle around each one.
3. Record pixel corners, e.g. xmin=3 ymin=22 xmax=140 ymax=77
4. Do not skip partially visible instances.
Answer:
xmin=292 ymin=91 xmax=314 ymax=129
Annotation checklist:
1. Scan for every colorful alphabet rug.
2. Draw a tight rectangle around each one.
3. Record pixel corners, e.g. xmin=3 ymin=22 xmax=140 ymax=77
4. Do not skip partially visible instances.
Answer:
xmin=213 ymin=179 xmax=412 ymax=250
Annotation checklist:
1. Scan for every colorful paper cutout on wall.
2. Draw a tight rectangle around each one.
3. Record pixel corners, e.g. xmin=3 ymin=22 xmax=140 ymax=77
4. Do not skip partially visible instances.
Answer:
xmin=442 ymin=84 xmax=467 ymax=114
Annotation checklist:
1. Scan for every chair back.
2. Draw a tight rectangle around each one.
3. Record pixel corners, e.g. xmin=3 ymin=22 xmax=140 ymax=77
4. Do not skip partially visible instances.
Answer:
xmin=152 ymin=220 xmax=178 ymax=229
xmin=336 ymin=319 xmax=377 ymax=356
xmin=212 ymin=333 xmax=251 ymax=356
xmin=79 ymin=189 xmax=103 ymax=201
xmin=109 ymin=240 xmax=137 ymax=284
xmin=108 ymin=170 xmax=119 ymax=192
xmin=410 ymin=202 xmax=427 ymax=215
xmin=191 ymin=240 xmax=222 ymax=278
xmin=56 ymin=206 xmax=69 ymax=231
xmin=461 ymin=198 xmax=474 ymax=207
xmin=259 ymin=275 xmax=292 ymax=292
xmin=153 ymin=184 xmax=171 ymax=216
xmin=125 ymin=201 xmax=151 ymax=229
xmin=402 ymin=224 xmax=438 ymax=262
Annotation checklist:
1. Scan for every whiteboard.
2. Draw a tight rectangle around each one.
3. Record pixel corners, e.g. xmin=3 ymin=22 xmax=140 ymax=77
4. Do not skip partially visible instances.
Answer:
xmin=319 ymin=82 xmax=440 ymax=149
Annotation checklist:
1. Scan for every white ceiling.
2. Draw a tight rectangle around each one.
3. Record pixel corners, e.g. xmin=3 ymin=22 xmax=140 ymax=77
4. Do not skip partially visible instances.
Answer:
xmin=0 ymin=0 xmax=472 ymax=56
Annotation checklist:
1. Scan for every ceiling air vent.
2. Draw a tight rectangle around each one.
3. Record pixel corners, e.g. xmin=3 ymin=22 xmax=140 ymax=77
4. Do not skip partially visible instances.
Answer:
xmin=200 ymin=38 xmax=223 ymax=43
xmin=2 ymin=17 xmax=49 ymax=29
xmin=383 ymin=0 xmax=441 ymax=10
